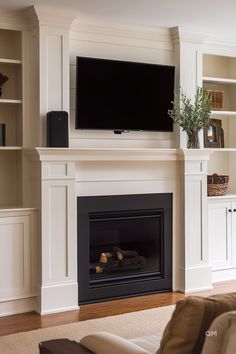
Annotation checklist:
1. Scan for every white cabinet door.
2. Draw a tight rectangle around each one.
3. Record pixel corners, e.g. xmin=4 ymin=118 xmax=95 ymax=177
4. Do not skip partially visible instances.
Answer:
xmin=231 ymin=202 xmax=236 ymax=266
xmin=208 ymin=202 xmax=232 ymax=269
xmin=0 ymin=215 xmax=31 ymax=300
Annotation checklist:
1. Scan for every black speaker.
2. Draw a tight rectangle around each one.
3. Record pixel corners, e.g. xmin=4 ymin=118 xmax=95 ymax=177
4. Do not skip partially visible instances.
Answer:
xmin=47 ymin=111 xmax=69 ymax=147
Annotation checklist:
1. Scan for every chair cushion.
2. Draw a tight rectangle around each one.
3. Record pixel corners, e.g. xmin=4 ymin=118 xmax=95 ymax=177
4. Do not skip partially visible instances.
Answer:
xmin=131 ymin=335 xmax=162 ymax=354
xmin=156 ymin=293 xmax=236 ymax=354
xmin=201 ymin=310 xmax=236 ymax=354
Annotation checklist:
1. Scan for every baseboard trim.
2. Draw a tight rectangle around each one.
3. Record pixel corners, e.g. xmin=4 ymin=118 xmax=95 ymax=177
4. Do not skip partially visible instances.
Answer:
xmin=212 ymin=268 xmax=236 ymax=283
xmin=41 ymin=281 xmax=78 ymax=315
xmin=40 ymin=305 xmax=80 ymax=315
xmin=185 ymin=265 xmax=212 ymax=292
xmin=0 ymin=296 xmax=37 ymax=317
xmin=184 ymin=286 xmax=214 ymax=294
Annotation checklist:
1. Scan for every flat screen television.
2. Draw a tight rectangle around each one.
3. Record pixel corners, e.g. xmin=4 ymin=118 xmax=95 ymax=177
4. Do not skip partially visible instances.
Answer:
xmin=75 ymin=56 xmax=175 ymax=133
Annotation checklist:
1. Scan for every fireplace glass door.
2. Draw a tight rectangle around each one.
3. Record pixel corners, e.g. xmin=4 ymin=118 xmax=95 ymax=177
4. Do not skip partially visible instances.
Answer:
xmin=89 ymin=210 xmax=163 ymax=286
xmin=78 ymin=193 xmax=172 ymax=303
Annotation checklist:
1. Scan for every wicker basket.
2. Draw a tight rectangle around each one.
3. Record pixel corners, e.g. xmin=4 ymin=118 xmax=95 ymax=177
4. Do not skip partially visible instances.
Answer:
xmin=207 ymin=90 xmax=224 ymax=110
xmin=207 ymin=174 xmax=229 ymax=196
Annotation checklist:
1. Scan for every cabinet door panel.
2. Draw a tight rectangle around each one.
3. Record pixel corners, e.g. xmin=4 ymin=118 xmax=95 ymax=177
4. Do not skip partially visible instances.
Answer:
xmin=232 ymin=202 xmax=236 ymax=266
xmin=208 ymin=202 xmax=231 ymax=269
xmin=0 ymin=215 xmax=31 ymax=299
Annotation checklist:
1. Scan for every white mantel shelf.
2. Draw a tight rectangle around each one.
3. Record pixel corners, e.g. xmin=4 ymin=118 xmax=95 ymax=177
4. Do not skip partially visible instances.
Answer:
xmin=36 ymin=147 xmax=179 ymax=161
xmin=35 ymin=148 xmax=212 ymax=162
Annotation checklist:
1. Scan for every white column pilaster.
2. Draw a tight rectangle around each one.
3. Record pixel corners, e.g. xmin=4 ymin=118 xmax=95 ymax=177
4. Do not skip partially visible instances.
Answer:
xmin=40 ymin=159 xmax=78 ymax=314
xmin=182 ymin=150 xmax=212 ymax=292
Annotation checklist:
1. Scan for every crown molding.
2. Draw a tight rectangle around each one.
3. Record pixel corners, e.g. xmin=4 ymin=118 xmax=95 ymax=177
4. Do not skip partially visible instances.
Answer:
xmin=203 ymin=36 xmax=236 ymax=52
xmin=0 ymin=9 xmax=27 ymax=31
xmin=171 ymin=26 xmax=208 ymax=45
xmin=23 ymin=6 xmax=38 ymax=31
xmin=28 ymin=5 xmax=78 ymax=30
xmin=70 ymin=21 xmax=173 ymax=51
xmin=171 ymin=26 xmax=236 ymax=50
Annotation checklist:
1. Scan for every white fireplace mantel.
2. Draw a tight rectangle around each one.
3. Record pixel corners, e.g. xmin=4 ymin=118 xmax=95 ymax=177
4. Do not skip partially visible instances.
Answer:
xmin=33 ymin=147 xmax=212 ymax=314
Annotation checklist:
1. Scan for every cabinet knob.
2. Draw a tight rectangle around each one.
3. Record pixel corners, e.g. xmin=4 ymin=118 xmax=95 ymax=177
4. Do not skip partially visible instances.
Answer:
xmin=234 ymin=209 xmax=236 ymax=212
xmin=229 ymin=209 xmax=232 ymax=212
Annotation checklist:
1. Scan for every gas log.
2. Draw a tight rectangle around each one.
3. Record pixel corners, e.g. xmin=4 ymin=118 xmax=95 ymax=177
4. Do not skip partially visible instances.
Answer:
xmin=97 ymin=247 xmax=146 ymax=273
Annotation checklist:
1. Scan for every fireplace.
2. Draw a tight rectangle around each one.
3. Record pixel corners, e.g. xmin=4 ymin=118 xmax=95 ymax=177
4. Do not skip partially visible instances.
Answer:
xmin=77 ymin=193 xmax=172 ymax=303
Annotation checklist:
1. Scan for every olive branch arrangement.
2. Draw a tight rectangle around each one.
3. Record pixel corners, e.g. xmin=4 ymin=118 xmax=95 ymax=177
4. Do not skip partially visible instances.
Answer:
xmin=168 ymin=87 xmax=212 ymax=148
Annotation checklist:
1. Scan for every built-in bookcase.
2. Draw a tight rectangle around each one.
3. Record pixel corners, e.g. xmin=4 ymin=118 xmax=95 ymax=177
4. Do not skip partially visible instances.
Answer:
xmin=0 ymin=29 xmax=23 ymax=208
xmin=203 ymin=54 xmax=236 ymax=150
xmin=203 ymin=54 xmax=236 ymax=197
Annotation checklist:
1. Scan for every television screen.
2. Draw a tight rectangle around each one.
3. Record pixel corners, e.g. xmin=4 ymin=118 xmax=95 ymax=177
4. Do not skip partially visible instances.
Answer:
xmin=75 ymin=57 xmax=175 ymax=132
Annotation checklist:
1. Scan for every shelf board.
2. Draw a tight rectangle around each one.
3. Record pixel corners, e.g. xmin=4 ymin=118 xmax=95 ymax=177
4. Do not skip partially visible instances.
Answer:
xmin=208 ymin=194 xmax=236 ymax=200
xmin=0 ymin=99 xmax=22 ymax=104
xmin=0 ymin=146 xmax=22 ymax=150
xmin=211 ymin=110 xmax=236 ymax=116
xmin=203 ymin=76 xmax=236 ymax=85
xmin=205 ymin=148 xmax=236 ymax=152
xmin=0 ymin=206 xmax=37 ymax=212
xmin=0 ymin=58 xmax=22 ymax=65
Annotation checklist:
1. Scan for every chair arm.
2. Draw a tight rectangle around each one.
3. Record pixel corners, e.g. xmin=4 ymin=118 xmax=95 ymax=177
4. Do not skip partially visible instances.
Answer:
xmin=39 ymin=338 xmax=93 ymax=354
xmin=80 ymin=332 xmax=151 ymax=354
xmin=201 ymin=311 xmax=236 ymax=354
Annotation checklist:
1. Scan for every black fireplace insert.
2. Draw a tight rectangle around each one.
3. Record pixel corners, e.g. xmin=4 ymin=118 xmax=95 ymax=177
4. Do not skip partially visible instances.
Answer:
xmin=77 ymin=193 xmax=172 ymax=303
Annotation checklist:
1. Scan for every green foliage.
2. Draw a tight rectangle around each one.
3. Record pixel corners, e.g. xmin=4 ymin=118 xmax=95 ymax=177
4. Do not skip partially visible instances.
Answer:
xmin=168 ymin=87 xmax=212 ymax=134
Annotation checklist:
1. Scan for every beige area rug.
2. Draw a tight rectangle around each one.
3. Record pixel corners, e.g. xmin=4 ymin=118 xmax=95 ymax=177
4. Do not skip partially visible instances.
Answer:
xmin=0 ymin=305 xmax=174 ymax=354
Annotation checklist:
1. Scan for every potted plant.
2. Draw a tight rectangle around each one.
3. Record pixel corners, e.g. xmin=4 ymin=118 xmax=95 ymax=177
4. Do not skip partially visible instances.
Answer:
xmin=168 ymin=87 xmax=212 ymax=148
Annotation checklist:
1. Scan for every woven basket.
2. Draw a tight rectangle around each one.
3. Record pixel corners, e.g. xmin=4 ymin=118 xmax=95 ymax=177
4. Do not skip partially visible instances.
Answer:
xmin=207 ymin=174 xmax=229 ymax=196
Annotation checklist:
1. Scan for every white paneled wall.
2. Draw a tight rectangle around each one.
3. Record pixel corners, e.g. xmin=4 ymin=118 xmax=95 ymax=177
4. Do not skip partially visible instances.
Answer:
xmin=69 ymin=24 xmax=176 ymax=148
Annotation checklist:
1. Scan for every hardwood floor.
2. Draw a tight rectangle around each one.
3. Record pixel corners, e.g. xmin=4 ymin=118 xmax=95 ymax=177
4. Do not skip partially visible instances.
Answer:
xmin=1 ymin=280 xmax=236 ymax=336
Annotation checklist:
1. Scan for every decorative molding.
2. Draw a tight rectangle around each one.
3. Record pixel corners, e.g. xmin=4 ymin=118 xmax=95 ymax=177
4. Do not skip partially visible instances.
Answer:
xmin=41 ymin=281 xmax=79 ymax=315
xmin=76 ymin=177 xmax=181 ymax=183
xmin=212 ymin=267 xmax=236 ymax=283
xmin=40 ymin=305 xmax=80 ymax=315
xmin=35 ymin=147 xmax=214 ymax=162
xmin=185 ymin=265 xmax=212 ymax=292
xmin=204 ymin=35 xmax=236 ymax=51
xmin=185 ymin=286 xmax=214 ymax=294
xmin=203 ymin=40 xmax=236 ymax=57
xmin=70 ymin=22 xmax=173 ymax=51
xmin=0 ymin=9 xmax=27 ymax=31
xmin=36 ymin=147 xmax=180 ymax=161
xmin=180 ymin=149 xmax=212 ymax=161
xmin=171 ymin=26 xmax=236 ymax=50
xmin=171 ymin=26 xmax=208 ymax=45
xmin=23 ymin=6 xmax=39 ymax=31
xmin=33 ymin=5 xmax=78 ymax=30
xmin=0 ymin=297 xmax=37 ymax=317
xmin=18 ymin=5 xmax=79 ymax=32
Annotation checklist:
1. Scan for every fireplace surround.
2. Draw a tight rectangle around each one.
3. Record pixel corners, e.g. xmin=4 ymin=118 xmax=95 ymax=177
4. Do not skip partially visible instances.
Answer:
xmin=77 ymin=193 xmax=172 ymax=303
xmin=27 ymin=147 xmax=212 ymax=316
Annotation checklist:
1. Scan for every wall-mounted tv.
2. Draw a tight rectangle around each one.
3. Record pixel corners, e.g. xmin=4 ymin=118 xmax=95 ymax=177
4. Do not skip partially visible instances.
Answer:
xmin=75 ymin=56 xmax=175 ymax=133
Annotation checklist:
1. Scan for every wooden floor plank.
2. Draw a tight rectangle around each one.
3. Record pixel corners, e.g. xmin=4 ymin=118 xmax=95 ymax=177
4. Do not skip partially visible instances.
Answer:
xmin=0 ymin=280 xmax=236 ymax=336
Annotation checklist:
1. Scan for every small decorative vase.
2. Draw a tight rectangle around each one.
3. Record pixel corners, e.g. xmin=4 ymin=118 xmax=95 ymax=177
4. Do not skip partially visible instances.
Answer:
xmin=187 ymin=132 xmax=199 ymax=149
